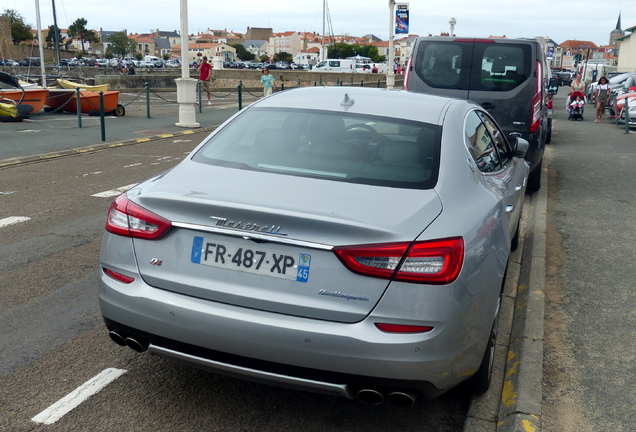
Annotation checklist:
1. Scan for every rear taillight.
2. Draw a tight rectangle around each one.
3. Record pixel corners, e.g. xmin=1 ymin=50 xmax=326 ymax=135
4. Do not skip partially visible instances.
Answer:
xmin=333 ymin=237 xmax=464 ymax=284
xmin=105 ymin=194 xmax=172 ymax=239
xmin=530 ymin=60 xmax=542 ymax=133
xmin=403 ymin=56 xmax=413 ymax=90
xmin=548 ymin=98 xmax=553 ymax=109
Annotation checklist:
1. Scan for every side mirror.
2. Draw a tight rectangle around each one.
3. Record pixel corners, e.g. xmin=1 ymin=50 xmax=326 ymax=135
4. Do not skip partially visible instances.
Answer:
xmin=548 ymin=77 xmax=559 ymax=95
xmin=511 ymin=137 xmax=529 ymax=158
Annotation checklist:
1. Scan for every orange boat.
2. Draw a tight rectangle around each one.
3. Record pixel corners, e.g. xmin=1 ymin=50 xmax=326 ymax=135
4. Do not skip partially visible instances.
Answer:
xmin=44 ymin=90 xmax=125 ymax=116
xmin=0 ymin=88 xmax=49 ymax=114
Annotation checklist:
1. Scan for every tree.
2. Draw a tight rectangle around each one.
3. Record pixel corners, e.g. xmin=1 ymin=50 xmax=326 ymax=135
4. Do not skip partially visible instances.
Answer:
xmin=273 ymin=52 xmax=293 ymax=63
xmin=230 ymin=43 xmax=255 ymax=61
xmin=259 ymin=54 xmax=269 ymax=62
xmin=327 ymin=43 xmax=356 ymax=59
xmin=45 ymin=24 xmax=64 ymax=50
xmin=107 ymin=32 xmax=136 ymax=57
xmin=67 ymin=18 xmax=99 ymax=52
xmin=1 ymin=9 xmax=33 ymax=44
xmin=356 ymin=45 xmax=384 ymax=62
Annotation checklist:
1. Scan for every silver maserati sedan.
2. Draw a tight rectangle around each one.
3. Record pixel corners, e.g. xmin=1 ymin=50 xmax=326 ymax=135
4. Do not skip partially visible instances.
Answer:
xmin=99 ymin=86 xmax=529 ymax=406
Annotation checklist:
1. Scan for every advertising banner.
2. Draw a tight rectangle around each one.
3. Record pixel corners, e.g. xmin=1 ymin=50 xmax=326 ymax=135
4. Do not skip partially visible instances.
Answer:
xmin=396 ymin=3 xmax=409 ymax=34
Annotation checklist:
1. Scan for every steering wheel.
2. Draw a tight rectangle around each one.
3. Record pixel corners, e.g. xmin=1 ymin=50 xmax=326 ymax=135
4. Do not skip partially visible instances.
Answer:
xmin=343 ymin=123 xmax=380 ymax=145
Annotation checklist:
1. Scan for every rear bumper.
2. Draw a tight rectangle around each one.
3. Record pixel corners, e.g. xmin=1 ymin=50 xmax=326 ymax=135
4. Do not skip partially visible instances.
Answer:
xmin=99 ymin=265 xmax=496 ymax=399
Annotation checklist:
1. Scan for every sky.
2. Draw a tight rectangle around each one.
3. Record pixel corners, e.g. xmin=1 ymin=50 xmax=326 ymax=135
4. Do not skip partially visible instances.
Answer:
xmin=6 ymin=0 xmax=633 ymax=47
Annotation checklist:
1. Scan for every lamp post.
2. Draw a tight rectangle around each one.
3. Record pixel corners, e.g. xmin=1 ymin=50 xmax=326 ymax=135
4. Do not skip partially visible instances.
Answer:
xmin=175 ymin=0 xmax=200 ymax=128
xmin=449 ymin=18 xmax=456 ymax=37
xmin=387 ymin=0 xmax=396 ymax=89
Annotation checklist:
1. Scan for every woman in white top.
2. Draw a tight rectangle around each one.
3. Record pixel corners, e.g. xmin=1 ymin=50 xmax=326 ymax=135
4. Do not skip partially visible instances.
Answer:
xmin=593 ymin=76 xmax=611 ymax=123
xmin=570 ymin=73 xmax=585 ymax=94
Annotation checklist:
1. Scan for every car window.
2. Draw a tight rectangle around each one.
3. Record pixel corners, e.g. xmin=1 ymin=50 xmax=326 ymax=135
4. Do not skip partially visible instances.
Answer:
xmin=464 ymin=111 xmax=501 ymax=173
xmin=192 ymin=108 xmax=441 ymax=190
xmin=414 ymin=41 xmax=531 ymax=92
xmin=476 ymin=111 xmax=511 ymax=166
xmin=415 ymin=42 xmax=464 ymax=88
xmin=476 ymin=44 xmax=530 ymax=91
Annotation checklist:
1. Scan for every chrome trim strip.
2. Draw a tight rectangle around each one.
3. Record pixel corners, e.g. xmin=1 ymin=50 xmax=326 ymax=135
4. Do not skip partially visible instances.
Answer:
xmin=148 ymin=345 xmax=355 ymax=399
xmin=172 ymin=222 xmax=334 ymax=250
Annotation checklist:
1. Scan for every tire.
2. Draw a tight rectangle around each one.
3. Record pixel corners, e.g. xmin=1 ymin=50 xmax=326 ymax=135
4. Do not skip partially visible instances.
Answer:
xmin=526 ymin=159 xmax=542 ymax=193
xmin=88 ymin=110 xmax=100 ymax=116
xmin=114 ymin=104 xmax=125 ymax=116
xmin=546 ymin=120 xmax=552 ymax=144
xmin=472 ymin=296 xmax=500 ymax=395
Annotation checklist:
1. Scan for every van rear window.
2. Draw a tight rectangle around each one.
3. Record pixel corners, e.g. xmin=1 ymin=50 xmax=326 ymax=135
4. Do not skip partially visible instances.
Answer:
xmin=414 ymin=41 xmax=531 ymax=92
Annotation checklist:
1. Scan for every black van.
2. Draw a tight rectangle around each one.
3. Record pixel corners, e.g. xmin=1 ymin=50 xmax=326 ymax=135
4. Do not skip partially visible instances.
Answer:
xmin=404 ymin=37 xmax=558 ymax=192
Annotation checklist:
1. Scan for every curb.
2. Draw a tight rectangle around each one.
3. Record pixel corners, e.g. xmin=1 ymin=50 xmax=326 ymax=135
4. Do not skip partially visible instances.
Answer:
xmin=464 ymin=157 xmax=548 ymax=432
xmin=0 ymin=126 xmax=219 ymax=170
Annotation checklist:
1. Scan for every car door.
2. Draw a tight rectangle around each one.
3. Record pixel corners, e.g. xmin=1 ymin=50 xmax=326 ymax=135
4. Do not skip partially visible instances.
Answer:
xmin=464 ymin=110 xmax=527 ymax=243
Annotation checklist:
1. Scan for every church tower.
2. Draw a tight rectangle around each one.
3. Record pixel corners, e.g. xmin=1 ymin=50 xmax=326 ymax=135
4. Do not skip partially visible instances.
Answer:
xmin=610 ymin=13 xmax=624 ymax=48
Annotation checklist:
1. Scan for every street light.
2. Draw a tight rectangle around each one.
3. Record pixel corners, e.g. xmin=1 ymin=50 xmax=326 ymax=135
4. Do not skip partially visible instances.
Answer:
xmin=449 ymin=18 xmax=456 ymax=37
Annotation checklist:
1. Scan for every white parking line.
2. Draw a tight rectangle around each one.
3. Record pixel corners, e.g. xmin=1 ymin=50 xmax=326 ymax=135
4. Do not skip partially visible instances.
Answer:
xmin=0 ymin=216 xmax=31 ymax=228
xmin=32 ymin=368 xmax=127 ymax=425
xmin=91 ymin=183 xmax=138 ymax=198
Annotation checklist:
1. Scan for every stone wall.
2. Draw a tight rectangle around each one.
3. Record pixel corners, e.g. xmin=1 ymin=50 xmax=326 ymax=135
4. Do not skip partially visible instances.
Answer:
xmin=1 ymin=66 xmax=404 ymax=91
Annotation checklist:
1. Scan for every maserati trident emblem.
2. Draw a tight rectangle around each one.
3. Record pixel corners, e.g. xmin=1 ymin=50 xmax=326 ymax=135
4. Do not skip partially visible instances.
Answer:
xmin=209 ymin=216 xmax=288 ymax=236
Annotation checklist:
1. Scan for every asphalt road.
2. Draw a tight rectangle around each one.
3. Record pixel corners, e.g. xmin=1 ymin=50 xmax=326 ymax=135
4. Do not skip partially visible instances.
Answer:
xmin=542 ymin=90 xmax=636 ymax=431
xmin=0 ymin=130 xmax=471 ymax=431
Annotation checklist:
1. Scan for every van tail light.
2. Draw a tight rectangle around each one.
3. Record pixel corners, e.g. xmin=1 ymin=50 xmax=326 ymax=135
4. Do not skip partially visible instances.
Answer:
xmin=333 ymin=237 xmax=464 ymax=284
xmin=375 ymin=323 xmax=434 ymax=333
xmin=105 ymin=194 xmax=172 ymax=239
xmin=403 ymin=56 xmax=413 ymax=90
xmin=548 ymin=98 xmax=553 ymax=109
xmin=530 ymin=60 xmax=542 ymax=133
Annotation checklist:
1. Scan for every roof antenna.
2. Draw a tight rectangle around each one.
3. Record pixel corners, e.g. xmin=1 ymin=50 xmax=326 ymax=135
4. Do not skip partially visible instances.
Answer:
xmin=341 ymin=93 xmax=355 ymax=107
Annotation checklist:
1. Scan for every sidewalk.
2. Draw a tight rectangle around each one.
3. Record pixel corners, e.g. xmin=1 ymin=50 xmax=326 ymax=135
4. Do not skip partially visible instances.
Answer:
xmin=0 ymin=89 xmax=260 ymax=166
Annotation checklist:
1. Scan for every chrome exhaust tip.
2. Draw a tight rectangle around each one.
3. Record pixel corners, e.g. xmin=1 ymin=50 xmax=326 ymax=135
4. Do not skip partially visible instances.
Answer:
xmin=357 ymin=389 xmax=384 ymax=405
xmin=387 ymin=390 xmax=418 ymax=407
xmin=108 ymin=331 xmax=127 ymax=347
xmin=124 ymin=337 xmax=149 ymax=353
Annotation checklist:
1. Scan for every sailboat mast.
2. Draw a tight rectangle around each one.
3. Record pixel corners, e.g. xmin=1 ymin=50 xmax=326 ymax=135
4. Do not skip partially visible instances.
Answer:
xmin=321 ymin=0 xmax=325 ymax=61
xmin=52 ymin=0 xmax=62 ymax=66
xmin=35 ymin=0 xmax=46 ymax=86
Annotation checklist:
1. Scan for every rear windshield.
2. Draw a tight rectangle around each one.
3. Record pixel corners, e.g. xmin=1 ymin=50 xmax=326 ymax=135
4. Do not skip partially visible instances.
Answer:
xmin=414 ymin=41 xmax=532 ymax=91
xmin=192 ymin=107 xmax=441 ymax=189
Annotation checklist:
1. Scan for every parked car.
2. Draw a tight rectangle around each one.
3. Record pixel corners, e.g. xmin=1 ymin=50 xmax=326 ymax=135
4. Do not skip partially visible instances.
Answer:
xmin=3 ymin=59 xmax=19 ymax=66
xmin=404 ymin=36 xmax=558 ymax=192
xmin=356 ymin=63 xmax=372 ymax=73
xmin=96 ymin=59 xmax=110 ymax=67
xmin=164 ymin=60 xmax=180 ymax=68
xmin=557 ymin=72 xmax=573 ymax=86
xmin=99 ymin=86 xmax=529 ymax=405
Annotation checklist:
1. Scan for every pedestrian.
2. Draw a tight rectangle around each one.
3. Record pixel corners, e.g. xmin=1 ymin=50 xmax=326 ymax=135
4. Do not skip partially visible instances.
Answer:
xmin=197 ymin=56 xmax=213 ymax=105
xmin=259 ymin=68 xmax=276 ymax=96
xmin=593 ymin=76 xmax=610 ymax=123
xmin=570 ymin=73 xmax=585 ymax=94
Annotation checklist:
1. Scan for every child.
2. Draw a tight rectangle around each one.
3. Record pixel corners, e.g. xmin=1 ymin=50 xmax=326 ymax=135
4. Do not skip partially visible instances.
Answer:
xmin=568 ymin=95 xmax=584 ymax=113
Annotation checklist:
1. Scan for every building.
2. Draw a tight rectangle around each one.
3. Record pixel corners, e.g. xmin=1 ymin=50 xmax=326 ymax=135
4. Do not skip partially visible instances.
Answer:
xmin=243 ymin=40 xmax=269 ymax=59
xmin=268 ymin=31 xmax=302 ymax=57
xmin=171 ymin=42 xmax=236 ymax=63
xmin=616 ymin=25 xmax=636 ymax=72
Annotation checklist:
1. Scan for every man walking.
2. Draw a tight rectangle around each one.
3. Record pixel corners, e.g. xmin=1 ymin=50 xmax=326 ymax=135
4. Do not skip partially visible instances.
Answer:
xmin=197 ymin=56 xmax=213 ymax=105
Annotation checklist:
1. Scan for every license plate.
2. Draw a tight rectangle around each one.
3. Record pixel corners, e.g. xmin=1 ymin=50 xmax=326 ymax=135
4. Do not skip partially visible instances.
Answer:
xmin=190 ymin=236 xmax=311 ymax=282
